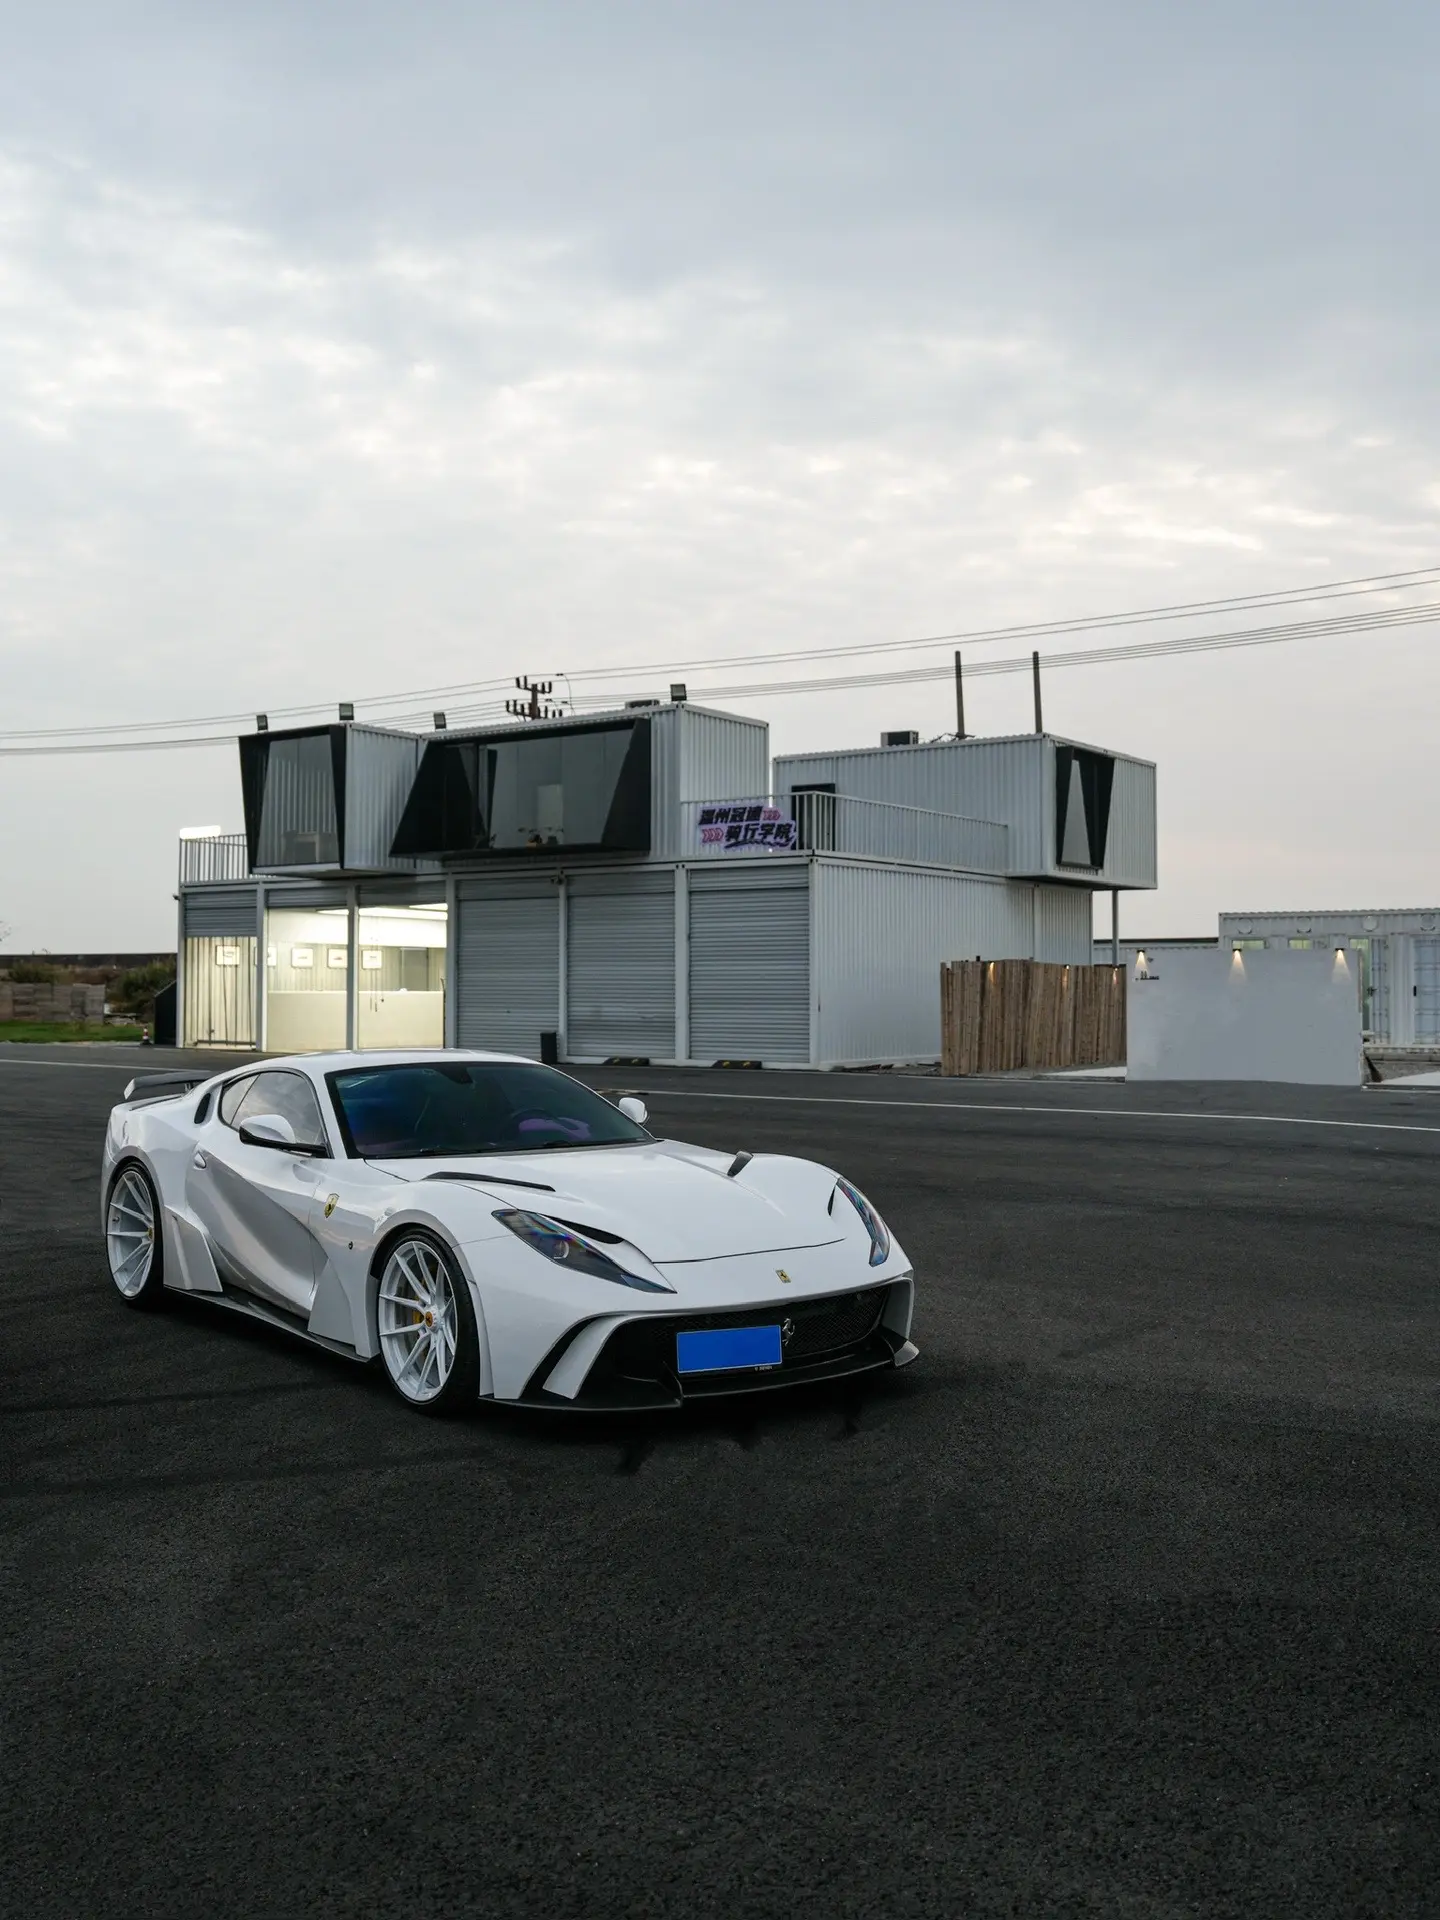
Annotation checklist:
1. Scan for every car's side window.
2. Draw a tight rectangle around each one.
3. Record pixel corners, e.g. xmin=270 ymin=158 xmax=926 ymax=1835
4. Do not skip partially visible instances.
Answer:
xmin=232 ymin=1071 xmax=328 ymax=1149
xmin=217 ymin=1076 xmax=258 ymax=1127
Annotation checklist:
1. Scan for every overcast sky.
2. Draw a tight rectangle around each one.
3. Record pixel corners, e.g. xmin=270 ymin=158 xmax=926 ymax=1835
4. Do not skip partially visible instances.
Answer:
xmin=1 ymin=0 xmax=1438 ymax=948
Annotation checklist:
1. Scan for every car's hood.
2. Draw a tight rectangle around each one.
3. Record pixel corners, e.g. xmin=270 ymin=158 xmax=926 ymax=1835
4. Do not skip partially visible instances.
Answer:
xmin=371 ymin=1141 xmax=845 ymax=1262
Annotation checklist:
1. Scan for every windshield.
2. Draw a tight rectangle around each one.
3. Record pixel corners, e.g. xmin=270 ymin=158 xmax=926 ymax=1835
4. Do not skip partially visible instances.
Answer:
xmin=327 ymin=1060 xmax=651 ymax=1160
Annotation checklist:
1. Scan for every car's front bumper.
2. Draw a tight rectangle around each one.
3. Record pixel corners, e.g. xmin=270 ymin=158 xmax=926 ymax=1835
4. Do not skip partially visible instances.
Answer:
xmin=514 ymin=1276 xmax=917 ymax=1412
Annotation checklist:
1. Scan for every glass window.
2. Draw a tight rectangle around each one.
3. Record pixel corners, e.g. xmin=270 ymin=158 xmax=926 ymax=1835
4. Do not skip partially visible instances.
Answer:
xmin=327 ymin=1060 xmax=650 ymax=1159
xmin=390 ymin=721 xmax=651 ymax=858
xmin=264 ymin=906 xmax=349 ymax=1054
xmin=218 ymin=1075 xmax=259 ymax=1126
xmin=1288 ymin=938 xmax=1312 ymax=948
xmin=1231 ymin=939 xmax=1265 ymax=950
xmin=233 ymin=1070 xmax=328 ymax=1148
xmin=356 ymin=903 xmax=447 ymax=1051
xmin=183 ymin=936 xmax=256 ymax=1048
xmin=256 ymin=733 xmax=340 ymax=867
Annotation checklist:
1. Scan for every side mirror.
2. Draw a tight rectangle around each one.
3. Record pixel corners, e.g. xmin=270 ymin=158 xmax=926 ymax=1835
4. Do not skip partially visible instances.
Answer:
xmin=617 ymin=1095 xmax=648 ymax=1126
xmin=239 ymin=1115 xmax=298 ymax=1149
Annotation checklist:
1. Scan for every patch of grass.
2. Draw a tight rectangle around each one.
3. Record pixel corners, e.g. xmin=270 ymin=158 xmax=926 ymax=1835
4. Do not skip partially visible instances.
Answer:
xmin=0 ymin=1021 xmax=145 ymax=1043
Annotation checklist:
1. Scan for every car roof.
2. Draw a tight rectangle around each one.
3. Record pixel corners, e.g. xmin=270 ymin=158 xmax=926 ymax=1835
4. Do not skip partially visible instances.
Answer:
xmin=253 ymin=1050 xmax=537 ymax=1074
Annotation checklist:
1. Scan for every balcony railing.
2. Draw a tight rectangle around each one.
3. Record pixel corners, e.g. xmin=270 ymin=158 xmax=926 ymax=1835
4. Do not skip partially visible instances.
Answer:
xmin=682 ymin=795 xmax=1009 ymax=874
xmin=179 ymin=833 xmax=250 ymax=885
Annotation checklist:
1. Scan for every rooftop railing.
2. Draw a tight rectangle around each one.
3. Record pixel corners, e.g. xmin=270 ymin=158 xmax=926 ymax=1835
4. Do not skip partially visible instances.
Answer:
xmin=681 ymin=794 xmax=1009 ymax=874
xmin=178 ymin=833 xmax=250 ymax=885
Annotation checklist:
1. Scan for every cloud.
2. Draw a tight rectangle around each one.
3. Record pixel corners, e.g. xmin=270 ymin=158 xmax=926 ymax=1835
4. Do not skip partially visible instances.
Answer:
xmin=0 ymin=3 xmax=1439 ymax=945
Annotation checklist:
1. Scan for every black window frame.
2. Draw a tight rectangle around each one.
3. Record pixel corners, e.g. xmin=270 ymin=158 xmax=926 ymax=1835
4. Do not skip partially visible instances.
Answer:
xmin=388 ymin=717 xmax=652 ymax=861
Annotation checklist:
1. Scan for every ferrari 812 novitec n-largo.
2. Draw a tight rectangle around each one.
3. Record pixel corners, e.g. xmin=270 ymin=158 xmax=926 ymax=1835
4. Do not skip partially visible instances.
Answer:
xmin=102 ymin=1052 xmax=918 ymax=1413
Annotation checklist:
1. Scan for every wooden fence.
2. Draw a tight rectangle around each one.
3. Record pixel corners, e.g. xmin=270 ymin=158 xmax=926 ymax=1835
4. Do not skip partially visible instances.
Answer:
xmin=940 ymin=960 xmax=1126 ymax=1075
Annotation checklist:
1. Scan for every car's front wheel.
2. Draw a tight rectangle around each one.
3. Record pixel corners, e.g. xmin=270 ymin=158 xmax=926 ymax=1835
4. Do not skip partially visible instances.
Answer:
xmin=105 ymin=1163 xmax=166 ymax=1308
xmin=375 ymin=1232 xmax=479 ymax=1415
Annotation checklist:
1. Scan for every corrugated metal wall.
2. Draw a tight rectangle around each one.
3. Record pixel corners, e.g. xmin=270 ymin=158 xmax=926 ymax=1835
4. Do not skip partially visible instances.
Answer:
xmin=777 ymin=736 xmax=1049 ymax=872
xmin=688 ymin=863 xmax=810 ymax=1062
xmin=566 ymin=869 xmax=676 ymax=1058
xmin=1103 ymin=757 xmax=1158 ymax=888
xmin=652 ymin=705 xmax=770 ymax=858
xmin=1034 ymin=885 xmax=1093 ymax=964
xmin=811 ymin=861 xmax=1039 ymax=1065
xmin=776 ymin=734 xmax=1157 ymax=888
xmin=454 ymin=875 xmax=560 ymax=1056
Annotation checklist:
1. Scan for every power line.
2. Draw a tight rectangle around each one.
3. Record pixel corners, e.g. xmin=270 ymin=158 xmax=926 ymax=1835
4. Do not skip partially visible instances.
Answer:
xmin=2 ymin=563 xmax=1436 ymax=746
xmin=392 ymin=598 xmax=1440 ymax=723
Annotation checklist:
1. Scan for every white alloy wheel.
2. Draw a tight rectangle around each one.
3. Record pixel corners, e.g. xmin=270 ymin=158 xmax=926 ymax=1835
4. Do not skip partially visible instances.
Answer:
xmin=377 ymin=1236 xmax=465 ymax=1408
xmin=106 ymin=1164 xmax=163 ymax=1304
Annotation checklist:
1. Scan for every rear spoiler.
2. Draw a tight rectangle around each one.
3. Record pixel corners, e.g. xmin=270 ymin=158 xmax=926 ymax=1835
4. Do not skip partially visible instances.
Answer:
xmin=121 ymin=1070 xmax=215 ymax=1105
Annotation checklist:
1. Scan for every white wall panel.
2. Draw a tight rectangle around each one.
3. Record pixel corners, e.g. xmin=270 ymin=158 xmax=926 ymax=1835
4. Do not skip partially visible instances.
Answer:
xmin=1034 ymin=886 xmax=1093 ymax=964
xmin=811 ymin=862 xmax=1038 ymax=1066
xmin=1128 ymin=948 xmax=1363 ymax=1085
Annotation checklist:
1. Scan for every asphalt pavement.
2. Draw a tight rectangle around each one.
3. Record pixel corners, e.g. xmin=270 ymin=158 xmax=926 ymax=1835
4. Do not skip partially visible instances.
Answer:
xmin=3 ymin=1046 xmax=1439 ymax=1916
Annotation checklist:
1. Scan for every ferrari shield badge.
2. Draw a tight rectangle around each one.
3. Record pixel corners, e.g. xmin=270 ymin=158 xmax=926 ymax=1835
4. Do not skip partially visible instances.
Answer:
xmin=324 ymin=1193 xmax=339 ymax=1218
xmin=776 ymin=1268 xmax=792 ymax=1284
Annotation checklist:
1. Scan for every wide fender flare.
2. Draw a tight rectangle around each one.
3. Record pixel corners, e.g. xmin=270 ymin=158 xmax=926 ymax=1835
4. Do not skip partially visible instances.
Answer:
xmin=361 ymin=1203 xmax=508 ymax=1393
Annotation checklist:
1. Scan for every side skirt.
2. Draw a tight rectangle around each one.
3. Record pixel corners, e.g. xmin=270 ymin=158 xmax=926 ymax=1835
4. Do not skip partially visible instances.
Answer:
xmin=187 ymin=1287 xmax=371 ymax=1365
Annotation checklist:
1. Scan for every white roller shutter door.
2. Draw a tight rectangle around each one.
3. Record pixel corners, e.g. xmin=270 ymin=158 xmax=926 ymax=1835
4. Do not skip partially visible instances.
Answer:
xmin=689 ymin=864 xmax=810 ymax=1063
xmin=566 ymin=870 xmax=675 ymax=1059
xmin=455 ymin=880 xmax=560 ymax=1057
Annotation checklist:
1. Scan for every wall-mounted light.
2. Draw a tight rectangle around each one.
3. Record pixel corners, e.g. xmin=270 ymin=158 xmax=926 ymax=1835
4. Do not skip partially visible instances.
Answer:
xmin=339 ymin=702 xmax=354 ymax=722
xmin=433 ymin=711 xmax=447 ymax=731
xmin=670 ymin=683 xmax=688 ymax=702
xmin=255 ymin=713 xmax=269 ymax=733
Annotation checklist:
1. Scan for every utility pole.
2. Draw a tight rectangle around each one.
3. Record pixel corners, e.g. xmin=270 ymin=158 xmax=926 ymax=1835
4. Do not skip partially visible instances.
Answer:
xmin=506 ymin=676 xmax=562 ymax=722
xmin=1031 ymin=651 xmax=1043 ymax=733
xmin=954 ymin=651 xmax=966 ymax=739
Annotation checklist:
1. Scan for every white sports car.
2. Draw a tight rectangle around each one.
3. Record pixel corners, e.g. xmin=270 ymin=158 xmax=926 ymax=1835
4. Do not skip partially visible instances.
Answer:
xmin=101 ymin=1051 xmax=918 ymax=1414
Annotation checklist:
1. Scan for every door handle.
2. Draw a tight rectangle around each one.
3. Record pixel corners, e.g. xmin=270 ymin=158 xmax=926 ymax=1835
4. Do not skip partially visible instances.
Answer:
xmin=192 ymin=1150 xmax=208 ymax=1169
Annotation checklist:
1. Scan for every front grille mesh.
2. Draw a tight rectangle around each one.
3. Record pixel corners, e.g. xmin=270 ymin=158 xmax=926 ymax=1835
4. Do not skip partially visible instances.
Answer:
xmin=593 ymin=1284 xmax=891 ymax=1390
xmin=782 ymin=1286 xmax=888 ymax=1359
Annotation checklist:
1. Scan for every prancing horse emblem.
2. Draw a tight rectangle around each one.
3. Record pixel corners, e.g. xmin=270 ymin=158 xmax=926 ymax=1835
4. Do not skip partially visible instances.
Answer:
xmin=324 ymin=1194 xmax=339 ymax=1218
xmin=776 ymin=1268 xmax=792 ymax=1284
xmin=781 ymin=1318 xmax=795 ymax=1347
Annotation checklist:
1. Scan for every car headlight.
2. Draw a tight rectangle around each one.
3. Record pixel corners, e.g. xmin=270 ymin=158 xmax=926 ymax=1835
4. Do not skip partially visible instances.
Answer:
xmin=493 ymin=1209 xmax=675 ymax=1293
xmin=835 ymin=1177 xmax=891 ymax=1267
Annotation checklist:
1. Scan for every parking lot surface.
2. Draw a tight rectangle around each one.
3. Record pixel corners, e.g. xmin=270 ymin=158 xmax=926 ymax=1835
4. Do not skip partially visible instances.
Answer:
xmin=4 ymin=1048 xmax=1439 ymax=1916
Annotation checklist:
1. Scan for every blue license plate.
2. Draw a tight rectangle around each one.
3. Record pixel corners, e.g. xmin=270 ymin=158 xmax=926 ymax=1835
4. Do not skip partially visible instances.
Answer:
xmin=675 ymin=1324 xmax=782 ymax=1374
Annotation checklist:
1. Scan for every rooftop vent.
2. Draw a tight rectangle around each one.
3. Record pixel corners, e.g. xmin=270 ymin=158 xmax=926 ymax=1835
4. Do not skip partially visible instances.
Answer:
xmin=881 ymin=729 xmax=919 ymax=747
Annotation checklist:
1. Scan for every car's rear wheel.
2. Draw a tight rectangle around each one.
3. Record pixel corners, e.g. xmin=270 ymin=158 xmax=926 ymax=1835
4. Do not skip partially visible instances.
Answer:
xmin=105 ymin=1163 xmax=166 ymax=1308
xmin=376 ymin=1232 xmax=478 ymax=1415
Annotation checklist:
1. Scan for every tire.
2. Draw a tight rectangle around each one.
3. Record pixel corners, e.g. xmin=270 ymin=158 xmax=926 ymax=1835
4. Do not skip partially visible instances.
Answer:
xmin=375 ymin=1231 xmax=479 ymax=1416
xmin=105 ymin=1162 xmax=167 ymax=1309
